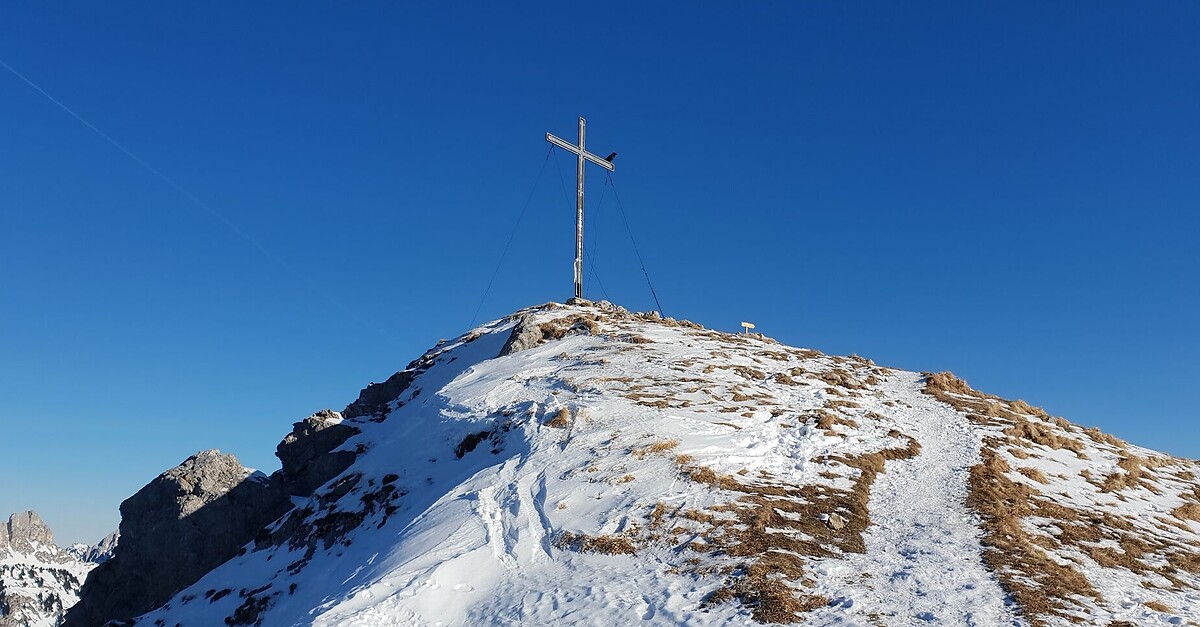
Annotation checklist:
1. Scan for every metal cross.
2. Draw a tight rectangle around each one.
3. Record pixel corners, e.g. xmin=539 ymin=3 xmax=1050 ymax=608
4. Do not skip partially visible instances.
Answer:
xmin=546 ymin=117 xmax=615 ymax=301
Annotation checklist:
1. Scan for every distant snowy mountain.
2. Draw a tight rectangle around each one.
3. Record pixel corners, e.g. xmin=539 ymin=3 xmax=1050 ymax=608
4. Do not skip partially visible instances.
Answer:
xmin=69 ymin=302 xmax=1200 ymax=626
xmin=0 ymin=512 xmax=113 ymax=627
xmin=64 ymin=533 xmax=117 ymax=567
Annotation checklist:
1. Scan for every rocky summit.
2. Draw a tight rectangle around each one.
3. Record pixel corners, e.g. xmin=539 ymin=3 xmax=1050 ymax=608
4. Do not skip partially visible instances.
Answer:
xmin=0 ymin=511 xmax=111 ymax=627
xmin=65 ymin=302 xmax=1200 ymax=626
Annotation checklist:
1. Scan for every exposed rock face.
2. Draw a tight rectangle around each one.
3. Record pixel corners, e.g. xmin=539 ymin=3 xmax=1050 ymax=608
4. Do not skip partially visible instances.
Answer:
xmin=498 ymin=314 xmax=543 ymax=356
xmin=2 ymin=511 xmax=55 ymax=556
xmin=276 ymin=410 xmax=359 ymax=496
xmin=498 ymin=311 xmax=601 ymax=357
xmin=0 ymin=511 xmax=96 ymax=627
xmin=64 ymin=451 xmax=289 ymax=627
xmin=342 ymin=371 xmax=417 ymax=419
xmin=341 ymin=347 xmax=446 ymax=421
xmin=68 ymin=404 xmax=375 ymax=627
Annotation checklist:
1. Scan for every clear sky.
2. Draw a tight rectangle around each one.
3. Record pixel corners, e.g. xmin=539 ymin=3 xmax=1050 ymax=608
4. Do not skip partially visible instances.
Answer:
xmin=2 ymin=3 xmax=1197 ymax=545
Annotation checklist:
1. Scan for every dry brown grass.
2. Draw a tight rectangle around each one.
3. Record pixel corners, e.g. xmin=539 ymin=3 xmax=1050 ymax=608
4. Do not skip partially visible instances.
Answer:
xmin=1143 ymin=600 xmax=1174 ymax=613
xmin=815 ymin=369 xmax=865 ymax=390
xmin=647 ymin=502 xmax=669 ymax=530
xmin=544 ymin=407 xmax=572 ymax=428
xmin=812 ymin=410 xmax=858 ymax=433
xmin=1172 ymin=488 xmax=1200 ymax=522
xmin=925 ymin=372 xmax=1085 ymax=454
xmin=922 ymin=372 xmax=1200 ymax=622
xmin=1167 ymin=549 xmax=1200 ymax=574
xmin=924 ymin=371 xmax=1103 ymax=625
xmin=1003 ymin=418 xmax=1084 ymax=453
xmin=538 ymin=313 xmax=600 ymax=341
xmin=1100 ymin=453 xmax=1171 ymax=493
xmin=1017 ymin=467 xmax=1049 ymax=484
xmin=554 ymin=531 xmax=635 ymax=555
xmin=1009 ymin=399 xmax=1049 ymax=418
xmin=966 ymin=437 xmax=1101 ymax=625
xmin=669 ymin=435 xmax=920 ymax=623
xmin=701 ymin=563 xmax=830 ymax=623
xmin=773 ymin=372 xmax=800 ymax=386
xmin=623 ymin=390 xmax=675 ymax=409
xmin=631 ymin=439 xmax=679 ymax=459
xmin=1083 ymin=426 xmax=1126 ymax=448
xmin=731 ymin=365 xmax=766 ymax=381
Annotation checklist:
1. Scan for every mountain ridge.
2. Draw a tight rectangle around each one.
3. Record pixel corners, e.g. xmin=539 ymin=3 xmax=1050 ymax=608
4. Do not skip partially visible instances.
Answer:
xmin=0 ymin=511 xmax=113 ymax=627
xmin=66 ymin=301 xmax=1200 ymax=626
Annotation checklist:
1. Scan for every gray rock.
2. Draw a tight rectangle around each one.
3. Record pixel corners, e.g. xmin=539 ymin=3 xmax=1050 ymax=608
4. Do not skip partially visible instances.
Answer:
xmin=3 ymin=511 xmax=54 ymax=555
xmin=342 ymin=371 xmax=416 ymax=420
xmin=498 ymin=315 xmax=544 ymax=357
xmin=87 ymin=531 xmax=118 ymax=564
xmin=341 ymin=347 xmax=444 ymax=422
xmin=277 ymin=410 xmax=360 ymax=496
xmin=824 ymin=512 xmax=847 ymax=531
xmin=64 ymin=450 xmax=289 ymax=627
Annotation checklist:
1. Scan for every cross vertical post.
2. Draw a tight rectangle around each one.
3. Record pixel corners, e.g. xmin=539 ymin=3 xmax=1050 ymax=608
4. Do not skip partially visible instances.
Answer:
xmin=546 ymin=117 xmax=614 ymax=301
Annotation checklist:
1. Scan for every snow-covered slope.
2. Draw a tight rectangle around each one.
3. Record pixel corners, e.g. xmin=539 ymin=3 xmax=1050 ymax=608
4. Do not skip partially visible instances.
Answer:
xmin=125 ymin=302 xmax=1198 ymax=626
xmin=0 ymin=512 xmax=110 ymax=627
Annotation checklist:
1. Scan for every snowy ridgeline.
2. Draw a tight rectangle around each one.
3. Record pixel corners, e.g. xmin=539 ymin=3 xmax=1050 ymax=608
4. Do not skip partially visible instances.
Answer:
xmin=0 ymin=512 xmax=114 ymax=627
xmin=103 ymin=302 xmax=1199 ymax=627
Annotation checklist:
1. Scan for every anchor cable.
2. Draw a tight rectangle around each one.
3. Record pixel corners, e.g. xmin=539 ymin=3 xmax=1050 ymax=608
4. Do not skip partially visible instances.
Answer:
xmin=606 ymin=172 xmax=665 ymax=318
xmin=468 ymin=147 xmax=553 ymax=328
xmin=585 ymin=177 xmax=612 ymax=302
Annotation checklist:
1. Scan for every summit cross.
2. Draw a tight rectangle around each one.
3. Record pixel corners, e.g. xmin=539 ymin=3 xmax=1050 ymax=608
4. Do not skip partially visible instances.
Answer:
xmin=546 ymin=117 xmax=615 ymax=301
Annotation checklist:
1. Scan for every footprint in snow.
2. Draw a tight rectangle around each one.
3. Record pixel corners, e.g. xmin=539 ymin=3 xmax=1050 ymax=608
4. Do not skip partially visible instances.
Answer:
xmin=640 ymin=594 xmax=656 ymax=620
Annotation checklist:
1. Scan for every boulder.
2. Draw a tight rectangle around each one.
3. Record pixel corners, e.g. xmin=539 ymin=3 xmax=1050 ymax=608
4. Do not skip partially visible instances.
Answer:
xmin=64 ymin=450 xmax=288 ymax=627
xmin=498 ymin=315 xmax=544 ymax=357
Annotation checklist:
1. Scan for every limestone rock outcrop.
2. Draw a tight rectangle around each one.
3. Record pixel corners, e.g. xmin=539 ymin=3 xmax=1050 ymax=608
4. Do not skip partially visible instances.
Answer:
xmin=276 ymin=410 xmax=359 ymax=496
xmin=64 ymin=451 xmax=289 ymax=627
xmin=2 ymin=511 xmax=56 ymax=557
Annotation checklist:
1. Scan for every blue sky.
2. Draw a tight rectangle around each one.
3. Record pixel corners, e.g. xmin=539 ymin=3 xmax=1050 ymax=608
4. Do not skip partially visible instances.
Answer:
xmin=2 ymin=3 xmax=1197 ymax=545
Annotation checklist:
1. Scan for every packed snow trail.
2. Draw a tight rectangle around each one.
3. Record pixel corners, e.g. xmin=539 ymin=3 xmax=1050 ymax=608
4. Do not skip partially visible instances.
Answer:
xmin=807 ymin=371 xmax=1021 ymax=626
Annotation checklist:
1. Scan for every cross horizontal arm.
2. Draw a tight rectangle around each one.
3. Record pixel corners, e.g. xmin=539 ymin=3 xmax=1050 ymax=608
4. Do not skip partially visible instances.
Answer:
xmin=545 ymin=132 xmax=615 ymax=172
